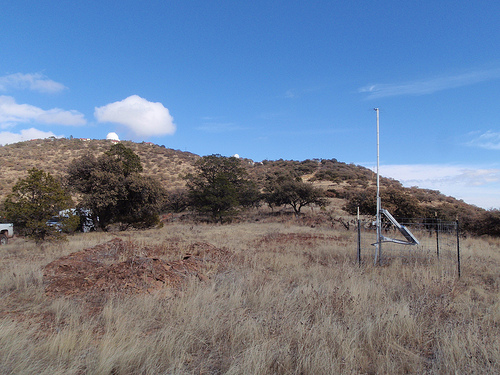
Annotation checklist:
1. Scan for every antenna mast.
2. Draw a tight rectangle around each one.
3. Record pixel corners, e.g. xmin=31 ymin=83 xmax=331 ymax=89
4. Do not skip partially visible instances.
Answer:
xmin=375 ymin=108 xmax=382 ymax=265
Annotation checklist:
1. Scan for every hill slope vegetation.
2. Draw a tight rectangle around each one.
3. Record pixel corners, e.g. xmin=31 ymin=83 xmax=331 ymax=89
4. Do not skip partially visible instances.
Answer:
xmin=0 ymin=138 xmax=495 ymax=235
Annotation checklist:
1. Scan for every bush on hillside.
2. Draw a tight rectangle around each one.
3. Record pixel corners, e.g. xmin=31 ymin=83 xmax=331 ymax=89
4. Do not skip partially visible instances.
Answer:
xmin=184 ymin=154 xmax=260 ymax=223
xmin=264 ymin=173 xmax=328 ymax=215
xmin=3 ymin=168 xmax=74 ymax=242
xmin=67 ymin=144 xmax=165 ymax=230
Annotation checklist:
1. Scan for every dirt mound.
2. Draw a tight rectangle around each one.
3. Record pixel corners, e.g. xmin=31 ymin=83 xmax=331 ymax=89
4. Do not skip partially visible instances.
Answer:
xmin=43 ymin=238 xmax=231 ymax=298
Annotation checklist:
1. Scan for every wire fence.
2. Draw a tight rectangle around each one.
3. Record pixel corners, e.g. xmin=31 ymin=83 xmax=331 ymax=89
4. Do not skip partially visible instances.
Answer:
xmin=357 ymin=218 xmax=461 ymax=276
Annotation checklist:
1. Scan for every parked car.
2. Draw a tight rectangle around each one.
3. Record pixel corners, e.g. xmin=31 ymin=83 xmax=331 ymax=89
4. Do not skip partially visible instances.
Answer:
xmin=46 ymin=217 xmax=64 ymax=232
xmin=46 ymin=209 xmax=96 ymax=233
xmin=0 ymin=223 xmax=14 ymax=245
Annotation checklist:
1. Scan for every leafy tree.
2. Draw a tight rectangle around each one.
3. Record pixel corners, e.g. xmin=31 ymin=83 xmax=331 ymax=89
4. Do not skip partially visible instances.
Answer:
xmin=382 ymin=187 xmax=422 ymax=220
xmin=105 ymin=142 xmax=143 ymax=176
xmin=3 ymin=168 xmax=73 ymax=242
xmin=264 ymin=173 xmax=328 ymax=215
xmin=185 ymin=154 xmax=260 ymax=223
xmin=119 ymin=174 xmax=164 ymax=228
xmin=343 ymin=187 xmax=421 ymax=220
xmin=163 ymin=188 xmax=190 ymax=213
xmin=475 ymin=209 xmax=500 ymax=236
xmin=67 ymin=144 xmax=164 ymax=230
xmin=342 ymin=187 xmax=376 ymax=216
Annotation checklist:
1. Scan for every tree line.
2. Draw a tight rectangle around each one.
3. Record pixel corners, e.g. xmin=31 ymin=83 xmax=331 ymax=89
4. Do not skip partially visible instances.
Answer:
xmin=2 ymin=143 xmax=498 ymax=242
xmin=0 ymin=145 xmax=327 ymax=242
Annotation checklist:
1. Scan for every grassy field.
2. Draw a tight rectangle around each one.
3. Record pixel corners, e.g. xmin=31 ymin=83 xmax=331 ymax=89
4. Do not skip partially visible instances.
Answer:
xmin=1 ymin=218 xmax=499 ymax=374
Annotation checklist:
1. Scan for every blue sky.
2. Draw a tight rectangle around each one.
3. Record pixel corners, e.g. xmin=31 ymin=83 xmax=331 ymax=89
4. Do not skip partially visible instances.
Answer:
xmin=1 ymin=1 xmax=500 ymax=209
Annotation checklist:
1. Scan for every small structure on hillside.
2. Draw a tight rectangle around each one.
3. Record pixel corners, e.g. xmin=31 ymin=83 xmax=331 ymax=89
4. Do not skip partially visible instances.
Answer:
xmin=106 ymin=132 xmax=120 ymax=142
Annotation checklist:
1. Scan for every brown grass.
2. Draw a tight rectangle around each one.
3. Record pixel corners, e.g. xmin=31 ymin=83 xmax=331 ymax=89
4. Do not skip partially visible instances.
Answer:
xmin=0 ymin=138 xmax=198 ymax=202
xmin=0 ymin=219 xmax=499 ymax=374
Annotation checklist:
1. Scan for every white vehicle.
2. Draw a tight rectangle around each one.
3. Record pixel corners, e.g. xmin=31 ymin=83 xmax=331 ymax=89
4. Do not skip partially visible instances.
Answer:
xmin=0 ymin=223 xmax=14 ymax=245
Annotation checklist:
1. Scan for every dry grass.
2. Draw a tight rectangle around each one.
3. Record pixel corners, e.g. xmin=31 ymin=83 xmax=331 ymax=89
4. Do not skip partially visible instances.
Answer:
xmin=0 ymin=138 xmax=198 ymax=202
xmin=0 ymin=220 xmax=499 ymax=374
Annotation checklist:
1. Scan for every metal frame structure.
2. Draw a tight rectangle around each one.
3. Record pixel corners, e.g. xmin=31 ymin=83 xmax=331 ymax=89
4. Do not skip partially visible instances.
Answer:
xmin=373 ymin=108 xmax=419 ymax=265
xmin=379 ymin=209 xmax=419 ymax=245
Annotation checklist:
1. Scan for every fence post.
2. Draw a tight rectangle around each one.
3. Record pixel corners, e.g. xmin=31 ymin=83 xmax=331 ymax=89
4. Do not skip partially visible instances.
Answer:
xmin=436 ymin=218 xmax=440 ymax=259
xmin=357 ymin=207 xmax=361 ymax=266
xmin=456 ymin=219 xmax=461 ymax=278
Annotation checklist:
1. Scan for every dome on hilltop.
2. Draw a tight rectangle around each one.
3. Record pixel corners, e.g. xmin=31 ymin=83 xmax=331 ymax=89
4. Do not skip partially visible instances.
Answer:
xmin=106 ymin=132 xmax=120 ymax=141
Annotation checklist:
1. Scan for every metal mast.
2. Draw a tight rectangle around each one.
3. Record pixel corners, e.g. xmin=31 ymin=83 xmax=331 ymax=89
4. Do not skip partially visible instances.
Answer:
xmin=374 ymin=108 xmax=382 ymax=265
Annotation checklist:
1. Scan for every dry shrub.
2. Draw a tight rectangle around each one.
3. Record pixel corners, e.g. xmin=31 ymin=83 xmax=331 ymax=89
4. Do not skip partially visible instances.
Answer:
xmin=0 ymin=222 xmax=499 ymax=374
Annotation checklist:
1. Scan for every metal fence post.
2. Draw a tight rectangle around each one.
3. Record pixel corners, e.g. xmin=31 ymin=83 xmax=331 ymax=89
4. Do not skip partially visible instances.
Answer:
xmin=456 ymin=219 xmax=461 ymax=278
xmin=357 ymin=207 xmax=361 ymax=266
xmin=436 ymin=219 xmax=440 ymax=259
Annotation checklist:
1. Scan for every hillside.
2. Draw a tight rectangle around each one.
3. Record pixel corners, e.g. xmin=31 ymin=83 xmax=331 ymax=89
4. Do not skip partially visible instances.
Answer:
xmin=0 ymin=138 xmax=198 ymax=202
xmin=0 ymin=138 xmax=487 ymax=229
xmin=0 ymin=138 xmax=373 ymax=201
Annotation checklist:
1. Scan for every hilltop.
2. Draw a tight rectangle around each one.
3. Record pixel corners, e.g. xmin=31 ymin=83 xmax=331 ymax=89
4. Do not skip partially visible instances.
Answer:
xmin=0 ymin=138 xmax=198 ymax=202
xmin=0 ymin=138 xmax=370 ymax=202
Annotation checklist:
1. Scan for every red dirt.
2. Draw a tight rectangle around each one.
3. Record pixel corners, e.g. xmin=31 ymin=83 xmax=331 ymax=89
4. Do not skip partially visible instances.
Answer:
xmin=43 ymin=238 xmax=232 ymax=299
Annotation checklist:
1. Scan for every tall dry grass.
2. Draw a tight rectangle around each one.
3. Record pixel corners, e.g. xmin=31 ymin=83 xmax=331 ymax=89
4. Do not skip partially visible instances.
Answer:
xmin=0 ymin=221 xmax=499 ymax=374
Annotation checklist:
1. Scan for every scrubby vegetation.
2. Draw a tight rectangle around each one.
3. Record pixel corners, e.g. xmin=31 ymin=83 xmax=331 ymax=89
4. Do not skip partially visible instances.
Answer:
xmin=1 ymin=139 xmax=499 ymax=373
xmin=184 ymin=154 xmax=260 ymax=223
xmin=1 ymin=138 xmax=499 ymax=237
xmin=67 ymin=143 xmax=165 ymax=230
xmin=0 ymin=219 xmax=499 ymax=374
xmin=0 ymin=138 xmax=197 ymax=202
xmin=263 ymin=172 xmax=328 ymax=215
xmin=3 ymin=168 xmax=74 ymax=242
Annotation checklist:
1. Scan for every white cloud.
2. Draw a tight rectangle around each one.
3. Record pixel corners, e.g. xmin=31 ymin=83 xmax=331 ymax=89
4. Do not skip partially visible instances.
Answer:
xmin=375 ymin=164 xmax=500 ymax=209
xmin=95 ymin=95 xmax=176 ymax=137
xmin=0 ymin=73 xmax=67 ymax=93
xmin=467 ymin=130 xmax=500 ymax=150
xmin=359 ymin=66 xmax=500 ymax=99
xmin=0 ymin=96 xmax=86 ymax=127
xmin=0 ymin=128 xmax=62 ymax=146
xmin=380 ymin=164 xmax=500 ymax=187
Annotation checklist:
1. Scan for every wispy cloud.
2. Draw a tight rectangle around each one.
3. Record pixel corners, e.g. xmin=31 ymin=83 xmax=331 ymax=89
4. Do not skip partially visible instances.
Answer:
xmin=0 ymin=95 xmax=86 ymax=127
xmin=0 ymin=128 xmax=62 ymax=146
xmin=0 ymin=73 xmax=67 ymax=93
xmin=359 ymin=67 xmax=500 ymax=99
xmin=372 ymin=163 xmax=500 ymax=208
xmin=380 ymin=164 xmax=500 ymax=187
xmin=467 ymin=130 xmax=500 ymax=150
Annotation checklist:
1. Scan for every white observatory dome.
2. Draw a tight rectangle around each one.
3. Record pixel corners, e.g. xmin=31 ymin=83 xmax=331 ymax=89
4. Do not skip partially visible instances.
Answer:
xmin=106 ymin=132 xmax=120 ymax=141
xmin=233 ymin=154 xmax=240 ymax=158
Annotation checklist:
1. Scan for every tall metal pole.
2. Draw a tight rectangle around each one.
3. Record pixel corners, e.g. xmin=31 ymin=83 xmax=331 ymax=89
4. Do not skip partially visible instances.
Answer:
xmin=374 ymin=108 xmax=382 ymax=265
